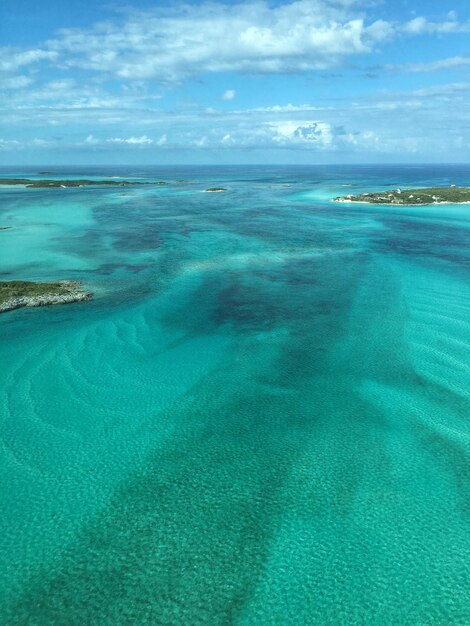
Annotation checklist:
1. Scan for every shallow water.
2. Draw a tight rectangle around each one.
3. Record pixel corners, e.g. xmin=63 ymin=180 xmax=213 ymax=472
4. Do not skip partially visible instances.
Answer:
xmin=1 ymin=165 xmax=469 ymax=625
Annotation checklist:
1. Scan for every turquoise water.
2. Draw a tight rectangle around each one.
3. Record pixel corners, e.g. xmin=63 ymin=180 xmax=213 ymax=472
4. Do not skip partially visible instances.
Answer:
xmin=1 ymin=165 xmax=469 ymax=625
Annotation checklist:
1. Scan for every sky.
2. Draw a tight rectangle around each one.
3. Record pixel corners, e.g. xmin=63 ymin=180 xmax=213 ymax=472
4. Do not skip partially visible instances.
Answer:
xmin=1 ymin=0 xmax=470 ymax=165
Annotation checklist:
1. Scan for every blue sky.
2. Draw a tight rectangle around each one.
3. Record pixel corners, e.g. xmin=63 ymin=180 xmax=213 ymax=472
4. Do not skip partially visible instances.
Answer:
xmin=1 ymin=0 xmax=470 ymax=164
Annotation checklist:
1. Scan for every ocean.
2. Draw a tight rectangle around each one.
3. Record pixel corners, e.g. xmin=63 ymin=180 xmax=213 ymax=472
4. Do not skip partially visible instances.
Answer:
xmin=1 ymin=164 xmax=469 ymax=624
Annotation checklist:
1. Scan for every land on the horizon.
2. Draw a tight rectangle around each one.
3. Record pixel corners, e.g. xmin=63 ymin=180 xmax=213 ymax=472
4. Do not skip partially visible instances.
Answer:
xmin=334 ymin=186 xmax=470 ymax=205
xmin=0 ymin=178 xmax=168 ymax=188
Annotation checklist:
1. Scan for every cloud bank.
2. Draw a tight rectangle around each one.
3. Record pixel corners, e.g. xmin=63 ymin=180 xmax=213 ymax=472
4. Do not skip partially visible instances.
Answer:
xmin=2 ymin=1 xmax=396 ymax=83
xmin=1 ymin=1 xmax=470 ymax=162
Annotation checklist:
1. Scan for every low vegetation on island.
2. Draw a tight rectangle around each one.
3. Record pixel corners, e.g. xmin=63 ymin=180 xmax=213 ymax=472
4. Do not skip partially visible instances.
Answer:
xmin=0 ymin=178 xmax=168 ymax=188
xmin=0 ymin=280 xmax=92 ymax=313
xmin=333 ymin=186 xmax=470 ymax=205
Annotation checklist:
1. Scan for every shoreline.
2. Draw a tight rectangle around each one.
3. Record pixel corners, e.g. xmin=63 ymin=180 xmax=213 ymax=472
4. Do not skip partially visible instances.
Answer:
xmin=333 ymin=185 xmax=470 ymax=206
xmin=332 ymin=198 xmax=470 ymax=206
xmin=0 ymin=280 xmax=93 ymax=313
xmin=0 ymin=178 xmax=169 ymax=189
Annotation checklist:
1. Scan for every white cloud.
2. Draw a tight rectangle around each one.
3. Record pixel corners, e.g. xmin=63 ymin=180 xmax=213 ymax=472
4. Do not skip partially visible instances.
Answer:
xmin=270 ymin=120 xmax=333 ymax=147
xmin=409 ymin=82 xmax=470 ymax=97
xmin=365 ymin=19 xmax=395 ymax=41
xmin=80 ymin=134 xmax=169 ymax=147
xmin=0 ymin=48 xmax=58 ymax=72
xmin=1 ymin=0 xmax=470 ymax=164
xmin=0 ymin=138 xmax=21 ymax=150
xmin=204 ymin=107 xmax=222 ymax=116
xmin=171 ymin=118 xmax=340 ymax=151
xmin=388 ymin=56 xmax=470 ymax=73
xmin=246 ymin=103 xmax=322 ymax=113
xmin=0 ymin=75 xmax=34 ymax=90
xmin=41 ymin=1 xmax=393 ymax=81
xmin=31 ymin=138 xmax=52 ymax=147
xmin=85 ymin=134 xmax=99 ymax=145
xmin=193 ymin=136 xmax=208 ymax=147
xmin=5 ymin=89 xmax=469 ymax=159
xmin=0 ymin=76 xmax=166 ymax=129
xmin=222 ymin=90 xmax=236 ymax=101
xmin=402 ymin=16 xmax=470 ymax=34
xmin=107 ymin=135 xmax=153 ymax=145
xmin=2 ymin=2 xmax=469 ymax=97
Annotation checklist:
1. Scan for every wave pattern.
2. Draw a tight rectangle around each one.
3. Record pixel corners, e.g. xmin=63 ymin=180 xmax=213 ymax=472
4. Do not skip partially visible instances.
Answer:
xmin=1 ymin=166 xmax=469 ymax=625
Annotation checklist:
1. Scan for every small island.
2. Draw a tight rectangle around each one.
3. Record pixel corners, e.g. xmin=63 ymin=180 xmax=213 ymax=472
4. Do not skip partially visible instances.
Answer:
xmin=0 ymin=280 xmax=92 ymax=313
xmin=0 ymin=178 xmax=168 ymax=188
xmin=204 ymin=187 xmax=227 ymax=193
xmin=333 ymin=186 xmax=470 ymax=205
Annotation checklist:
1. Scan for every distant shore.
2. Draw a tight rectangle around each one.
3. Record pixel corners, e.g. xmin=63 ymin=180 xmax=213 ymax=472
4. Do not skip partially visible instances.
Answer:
xmin=333 ymin=186 xmax=470 ymax=205
xmin=0 ymin=178 xmax=168 ymax=189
